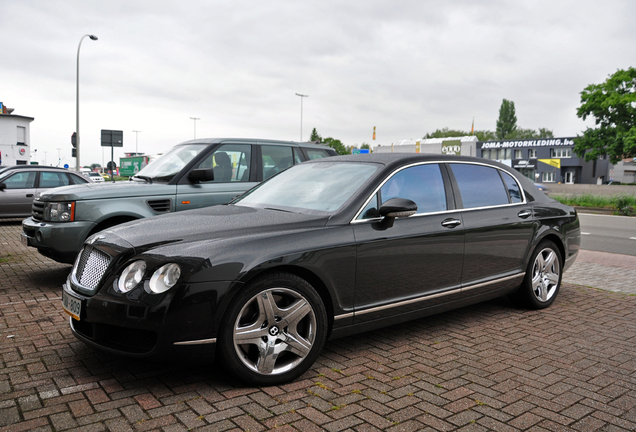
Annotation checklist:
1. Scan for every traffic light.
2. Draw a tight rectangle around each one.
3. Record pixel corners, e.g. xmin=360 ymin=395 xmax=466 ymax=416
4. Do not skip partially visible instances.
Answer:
xmin=71 ymin=132 xmax=77 ymax=147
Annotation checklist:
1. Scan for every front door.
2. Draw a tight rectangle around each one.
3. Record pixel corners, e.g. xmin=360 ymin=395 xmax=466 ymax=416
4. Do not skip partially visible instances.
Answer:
xmin=565 ymin=171 xmax=574 ymax=184
xmin=352 ymin=163 xmax=464 ymax=324
xmin=176 ymin=143 xmax=257 ymax=211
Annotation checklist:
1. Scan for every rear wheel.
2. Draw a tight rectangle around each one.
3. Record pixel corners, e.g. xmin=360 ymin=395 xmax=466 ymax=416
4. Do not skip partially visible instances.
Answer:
xmin=218 ymin=272 xmax=328 ymax=386
xmin=510 ymin=241 xmax=562 ymax=309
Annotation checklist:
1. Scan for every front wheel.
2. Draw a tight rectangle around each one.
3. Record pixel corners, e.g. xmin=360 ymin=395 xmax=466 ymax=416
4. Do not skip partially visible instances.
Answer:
xmin=218 ymin=272 xmax=328 ymax=386
xmin=510 ymin=241 xmax=563 ymax=309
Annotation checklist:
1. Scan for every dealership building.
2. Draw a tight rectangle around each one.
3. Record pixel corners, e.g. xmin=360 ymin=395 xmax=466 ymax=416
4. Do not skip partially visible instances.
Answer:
xmin=375 ymin=136 xmax=615 ymax=185
xmin=477 ymin=137 xmax=611 ymax=184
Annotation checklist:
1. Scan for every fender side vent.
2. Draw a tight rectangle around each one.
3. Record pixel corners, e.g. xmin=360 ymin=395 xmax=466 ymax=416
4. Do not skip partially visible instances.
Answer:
xmin=147 ymin=199 xmax=172 ymax=213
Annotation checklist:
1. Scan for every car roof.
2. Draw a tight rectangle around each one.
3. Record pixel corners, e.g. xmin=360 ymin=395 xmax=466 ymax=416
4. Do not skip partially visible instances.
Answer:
xmin=174 ymin=138 xmax=333 ymax=150
xmin=307 ymin=152 xmax=512 ymax=169
xmin=0 ymin=165 xmax=74 ymax=172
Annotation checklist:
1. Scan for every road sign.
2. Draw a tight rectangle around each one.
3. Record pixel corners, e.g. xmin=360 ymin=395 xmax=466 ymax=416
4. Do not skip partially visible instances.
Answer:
xmin=64 ymin=164 xmax=69 ymax=169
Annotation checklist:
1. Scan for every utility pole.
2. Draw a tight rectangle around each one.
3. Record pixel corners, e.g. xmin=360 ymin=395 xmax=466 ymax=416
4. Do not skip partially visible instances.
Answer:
xmin=190 ymin=117 xmax=200 ymax=139
xmin=295 ymin=93 xmax=308 ymax=142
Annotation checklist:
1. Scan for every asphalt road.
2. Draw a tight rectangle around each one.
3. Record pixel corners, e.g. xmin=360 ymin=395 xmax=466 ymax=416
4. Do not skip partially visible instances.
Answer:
xmin=578 ymin=212 xmax=636 ymax=256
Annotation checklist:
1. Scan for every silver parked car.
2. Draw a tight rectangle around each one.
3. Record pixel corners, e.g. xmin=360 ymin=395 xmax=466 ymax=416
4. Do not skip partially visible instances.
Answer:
xmin=0 ymin=166 xmax=89 ymax=218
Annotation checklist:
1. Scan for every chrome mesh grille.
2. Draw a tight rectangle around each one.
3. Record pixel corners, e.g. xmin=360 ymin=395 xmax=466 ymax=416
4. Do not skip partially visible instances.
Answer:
xmin=75 ymin=246 xmax=111 ymax=290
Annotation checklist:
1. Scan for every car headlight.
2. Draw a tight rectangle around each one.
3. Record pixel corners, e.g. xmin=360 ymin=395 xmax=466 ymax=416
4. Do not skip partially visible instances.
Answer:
xmin=43 ymin=202 xmax=75 ymax=222
xmin=149 ymin=263 xmax=181 ymax=294
xmin=118 ymin=260 xmax=147 ymax=293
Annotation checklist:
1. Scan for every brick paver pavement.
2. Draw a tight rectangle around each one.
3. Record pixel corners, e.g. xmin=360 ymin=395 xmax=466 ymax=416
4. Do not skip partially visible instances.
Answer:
xmin=1 ymin=219 xmax=635 ymax=431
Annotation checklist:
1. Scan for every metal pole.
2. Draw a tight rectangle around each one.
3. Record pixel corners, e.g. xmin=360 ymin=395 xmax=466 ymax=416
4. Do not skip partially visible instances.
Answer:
xmin=76 ymin=34 xmax=98 ymax=172
xmin=295 ymin=93 xmax=308 ymax=141
xmin=190 ymin=117 xmax=200 ymax=139
xmin=133 ymin=130 xmax=141 ymax=153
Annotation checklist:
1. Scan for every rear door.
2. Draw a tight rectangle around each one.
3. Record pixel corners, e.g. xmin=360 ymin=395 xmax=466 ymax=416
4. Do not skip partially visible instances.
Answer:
xmin=352 ymin=163 xmax=465 ymax=324
xmin=175 ymin=143 xmax=257 ymax=211
xmin=446 ymin=163 xmax=535 ymax=297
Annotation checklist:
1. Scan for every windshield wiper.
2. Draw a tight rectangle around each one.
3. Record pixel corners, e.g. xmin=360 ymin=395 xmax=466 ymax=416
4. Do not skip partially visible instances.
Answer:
xmin=264 ymin=207 xmax=293 ymax=213
xmin=133 ymin=175 xmax=153 ymax=183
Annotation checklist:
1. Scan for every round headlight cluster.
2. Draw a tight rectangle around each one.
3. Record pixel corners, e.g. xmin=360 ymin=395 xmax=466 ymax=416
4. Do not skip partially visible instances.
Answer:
xmin=117 ymin=261 xmax=181 ymax=294
xmin=118 ymin=261 xmax=146 ymax=293
xmin=149 ymin=263 xmax=181 ymax=294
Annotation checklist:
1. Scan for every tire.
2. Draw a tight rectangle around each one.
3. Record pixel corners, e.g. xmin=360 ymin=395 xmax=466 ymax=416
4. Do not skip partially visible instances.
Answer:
xmin=510 ymin=241 xmax=563 ymax=309
xmin=218 ymin=272 xmax=328 ymax=386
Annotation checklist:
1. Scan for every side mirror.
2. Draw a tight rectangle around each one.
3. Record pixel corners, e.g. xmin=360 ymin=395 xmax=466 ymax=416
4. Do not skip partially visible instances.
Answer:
xmin=378 ymin=198 xmax=417 ymax=228
xmin=0 ymin=182 xmax=6 ymax=191
xmin=379 ymin=198 xmax=417 ymax=218
xmin=188 ymin=168 xmax=215 ymax=183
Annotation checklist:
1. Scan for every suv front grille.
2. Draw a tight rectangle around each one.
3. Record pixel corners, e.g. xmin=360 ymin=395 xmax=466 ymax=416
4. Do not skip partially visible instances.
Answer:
xmin=147 ymin=199 xmax=171 ymax=213
xmin=31 ymin=200 xmax=45 ymax=221
xmin=74 ymin=246 xmax=111 ymax=291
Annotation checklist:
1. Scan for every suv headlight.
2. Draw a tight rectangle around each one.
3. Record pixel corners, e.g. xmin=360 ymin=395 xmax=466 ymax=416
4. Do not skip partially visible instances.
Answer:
xmin=43 ymin=202 xmax=75 ymax=222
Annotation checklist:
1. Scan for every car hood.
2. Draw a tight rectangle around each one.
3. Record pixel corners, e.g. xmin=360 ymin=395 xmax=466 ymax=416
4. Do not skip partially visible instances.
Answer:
xmin=37 ymin=181 xmax=175 ymax=201
xmin=103 ymin=204 xmax=330 ymax=251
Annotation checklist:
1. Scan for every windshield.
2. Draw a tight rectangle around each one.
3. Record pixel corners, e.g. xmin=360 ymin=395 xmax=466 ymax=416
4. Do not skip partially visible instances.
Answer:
xmin=234 ymin=162 xmax=379 ymax=213
xmin=133 ymin=144 xmax=208 ymax=182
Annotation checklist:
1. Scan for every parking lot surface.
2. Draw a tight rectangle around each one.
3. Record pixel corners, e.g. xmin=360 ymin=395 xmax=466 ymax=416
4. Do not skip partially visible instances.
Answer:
xmin=1 ymin=219 xmax=635 ymax=431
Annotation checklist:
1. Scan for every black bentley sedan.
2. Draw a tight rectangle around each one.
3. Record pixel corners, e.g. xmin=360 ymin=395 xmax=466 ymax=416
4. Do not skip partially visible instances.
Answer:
xmin=62 ymin=153 xmax=580 ymax=385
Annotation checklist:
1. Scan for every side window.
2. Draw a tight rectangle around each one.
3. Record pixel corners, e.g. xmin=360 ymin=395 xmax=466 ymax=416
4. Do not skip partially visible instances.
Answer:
xmin=197 ymin=144 xmax=251 ymax=183
xmin=69 ymin=173 xmax=89 ymax=184
xmin=262 ymin=145 xmax=294 ymax=180
xmin=292 ymin=148 xmax=304 ymax=164
xmin=2 ymin=172 xmax=36 ymax=189
xmin=306 ymin=149 xmax=330 ymax=160
xmin=357 ymin=164 xmax=446 ymax=220
xmin=449 ymin=164 xmax=510 ymax=209
xmin=40 ymin=172 xmax=71 ymax=188
xmin=500 ymin=171 xmax=522 ymax=203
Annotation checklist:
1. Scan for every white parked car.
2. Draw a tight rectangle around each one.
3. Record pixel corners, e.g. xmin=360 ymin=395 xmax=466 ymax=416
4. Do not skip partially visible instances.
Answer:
xmin=87 ymin=172 xmax=105 ymax=183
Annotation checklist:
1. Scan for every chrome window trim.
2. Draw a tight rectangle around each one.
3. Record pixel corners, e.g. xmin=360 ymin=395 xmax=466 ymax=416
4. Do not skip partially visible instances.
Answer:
xmin=353 ymin=272 xmax=525 ymax=317
xmin=350 ymin=160 xmax=528 ymax=224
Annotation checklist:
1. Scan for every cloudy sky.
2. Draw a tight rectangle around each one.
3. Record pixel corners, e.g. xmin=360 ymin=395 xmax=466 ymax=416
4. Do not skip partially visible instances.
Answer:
xmin=1 ymin=0 xmax=635 ymax=167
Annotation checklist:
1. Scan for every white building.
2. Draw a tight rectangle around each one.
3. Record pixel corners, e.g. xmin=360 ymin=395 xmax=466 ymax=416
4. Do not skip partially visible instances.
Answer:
xmin=0 ymin=103 xmax=34 ymax=166
xmin=373 ymin=136 xmax=478 ymax=156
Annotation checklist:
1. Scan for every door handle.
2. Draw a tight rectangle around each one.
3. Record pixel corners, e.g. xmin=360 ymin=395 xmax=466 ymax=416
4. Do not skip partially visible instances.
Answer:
xmin=517 ymin=210 xmax=532 ymax=219
xmin=441 ymin=218 xmax=461 ymax=228
xmin=26 ymin=194 xmax=34 ymax=198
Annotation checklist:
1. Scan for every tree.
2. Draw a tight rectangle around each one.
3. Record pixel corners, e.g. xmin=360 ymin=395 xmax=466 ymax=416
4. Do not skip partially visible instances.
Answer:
xmin=360 ymin=143 xmax=371 ymax=150
xmin=323 ymin=137 xmax=347 ymax=155
xmin=574 ymin=67 xmax=636 ymax=164
xmin=309 ymin=128 xmax=322 ymax=143
xmin=496 ymin=99 xmax=518 ymax=139
xmin=423 ymin=128 xmax=497 ymax=141
xmin=507 ymin=128 xmax=554 ymax=139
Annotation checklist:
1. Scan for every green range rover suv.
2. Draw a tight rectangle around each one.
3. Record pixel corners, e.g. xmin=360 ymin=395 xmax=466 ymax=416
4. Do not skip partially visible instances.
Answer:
xmin=22 ymin=138 xmax=336 ymax=263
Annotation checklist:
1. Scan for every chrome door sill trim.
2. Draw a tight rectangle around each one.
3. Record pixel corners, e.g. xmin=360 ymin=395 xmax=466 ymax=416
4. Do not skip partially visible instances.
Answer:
xmin=174 ymin=338 xmax=217 ymax=346
xmin=355 ymin=272 xmax=525 ymax=317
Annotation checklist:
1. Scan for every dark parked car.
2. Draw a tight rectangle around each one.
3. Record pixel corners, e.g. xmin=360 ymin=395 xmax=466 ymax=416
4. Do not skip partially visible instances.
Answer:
xmin=0 ymin=165 xmax=89 ymax=218
xmin=62 ymin=154 xmax=580 ymax=385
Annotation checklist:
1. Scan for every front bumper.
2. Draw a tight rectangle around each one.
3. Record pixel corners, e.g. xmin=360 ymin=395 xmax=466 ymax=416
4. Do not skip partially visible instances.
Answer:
xmin=63 ymin=276 xmax=234 ymax=361
xmin=22 ymin=217 xmax=96 ymax=263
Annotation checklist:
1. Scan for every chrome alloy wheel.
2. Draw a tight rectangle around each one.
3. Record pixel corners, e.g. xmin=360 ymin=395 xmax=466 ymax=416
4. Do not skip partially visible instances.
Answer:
xmin=531 ymin=247 xmax=561 ymax=302
xmin=232 ymin=288 xmax=317 ymax=376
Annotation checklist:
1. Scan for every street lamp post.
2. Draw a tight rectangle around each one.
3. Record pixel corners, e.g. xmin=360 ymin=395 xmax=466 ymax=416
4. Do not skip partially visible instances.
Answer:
xmin=295 ymin=93 xmax=308 ymax=142
xmin=190 ymin=117 xmax=200 ymax=139
xmin=133 ymin=130 xmax=141 ymax=154
xmin=76 ymin=34 xmax=98 ymax=172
